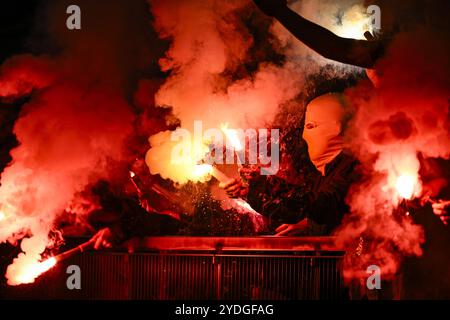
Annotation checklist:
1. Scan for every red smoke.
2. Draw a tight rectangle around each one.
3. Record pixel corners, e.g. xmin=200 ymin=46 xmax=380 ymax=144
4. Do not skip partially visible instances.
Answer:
xmin=145 ymin=0 xmax=363 ymax=184
xmin=1 ymin=0 xmax=448 ymax=288
xmin=337 ymin=26 xmax=450 ymax=280
xmin=0 ymin=0 xmax=155 ymax=284
xmin=0 ymin=55 xmax=55 ymax=98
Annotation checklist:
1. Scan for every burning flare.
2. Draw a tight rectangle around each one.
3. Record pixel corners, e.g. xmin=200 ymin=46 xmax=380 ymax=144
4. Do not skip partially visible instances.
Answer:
xmin=395 ymin=174 xmax=418 ymax=200
xmin=193 ymin=164 xmax=214 ymax=180
xmin=7 ymin=257 xmax=57 ymax=286
xmin=379 ymin=151 xmax=423 ymax=205
xmin=221 ymin=123 xmax=244 ymax=151
xmin=8 ymin=253 xmax=56 ymax=286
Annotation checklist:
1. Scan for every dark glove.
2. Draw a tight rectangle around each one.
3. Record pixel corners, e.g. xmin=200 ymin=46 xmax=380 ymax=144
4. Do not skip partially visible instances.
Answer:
xmin=253 ymin=0 xmax=288 ymax=18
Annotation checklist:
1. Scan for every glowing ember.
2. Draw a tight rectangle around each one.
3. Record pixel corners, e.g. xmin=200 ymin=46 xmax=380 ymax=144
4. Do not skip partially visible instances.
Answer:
xmin=129 ymin=171 xmax=136 ymax=178
xmin=395 ymin=174 xmax=417 ymax=200
xmin=8 ymin=257 xmax=57 ymax=286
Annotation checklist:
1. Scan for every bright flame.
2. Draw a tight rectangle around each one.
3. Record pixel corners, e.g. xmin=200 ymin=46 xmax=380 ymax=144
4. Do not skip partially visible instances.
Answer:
xmin=379 ymin=151 xmax=422 ymax=204
xmin=193 ymin=164 xmax=213 ymax=180
xmin=0 ymin=210 xmax=5 ymax=221
xmin=330 ymin=5 xmax=372 ymax=40
xmin=8 ymin=257 xmax=57 ymax=286
xmin=395 ymin=174 xmax=417 ymax=200
xmin=221 ymin=123 xmax=243 ymax=151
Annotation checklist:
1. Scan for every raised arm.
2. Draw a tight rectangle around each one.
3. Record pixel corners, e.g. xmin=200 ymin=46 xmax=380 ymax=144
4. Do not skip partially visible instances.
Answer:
xmin=253 ymin=0 xmax=383 ymax=68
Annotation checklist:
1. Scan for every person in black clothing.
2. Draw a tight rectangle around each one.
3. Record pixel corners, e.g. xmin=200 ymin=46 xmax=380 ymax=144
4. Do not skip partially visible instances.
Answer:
xmin=400 ymin=156 xmax=450 ymax=299
xmin=221 ymin=93 xmax=359 ymax=236
xmin=421 ymin=157 xmax=450 ymax=226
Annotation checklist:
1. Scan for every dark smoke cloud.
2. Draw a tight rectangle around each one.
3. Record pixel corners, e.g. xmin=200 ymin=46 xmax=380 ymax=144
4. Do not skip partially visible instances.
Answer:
xmin=368 ymin=112 xmax=418 ymax=145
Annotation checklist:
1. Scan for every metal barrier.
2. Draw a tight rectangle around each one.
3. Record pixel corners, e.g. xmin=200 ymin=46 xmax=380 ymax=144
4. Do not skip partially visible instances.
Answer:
xmin=2 ymin=237 xmax=345 ymax=300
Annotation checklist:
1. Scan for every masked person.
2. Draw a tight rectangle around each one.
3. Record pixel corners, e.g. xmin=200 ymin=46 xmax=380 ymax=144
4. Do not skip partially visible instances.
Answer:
xmin=221 ymin=93 xmax=359 ymax=236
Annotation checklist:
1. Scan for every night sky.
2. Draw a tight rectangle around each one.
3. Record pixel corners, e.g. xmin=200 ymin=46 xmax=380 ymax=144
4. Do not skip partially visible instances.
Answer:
xmin=0 ymin=2 xmax=40 ymax=173
xmin=1 ymin=2 xmax=36 ymax=61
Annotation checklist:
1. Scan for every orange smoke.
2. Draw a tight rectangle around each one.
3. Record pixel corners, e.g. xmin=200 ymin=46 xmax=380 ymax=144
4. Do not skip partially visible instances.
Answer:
xmin=145 ymin=130 xmax=213 ymax=184
xmin=145 ymin=0 xmax=371 ymax=185
xmin=144 ymin=0 xmax=308 ymax=184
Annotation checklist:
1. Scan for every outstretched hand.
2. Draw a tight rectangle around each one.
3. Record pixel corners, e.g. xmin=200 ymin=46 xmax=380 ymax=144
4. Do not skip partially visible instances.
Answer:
xmin=275 ymin=218 xmax=310 ymax=236
xmin=91 ymin=227 xmax=113 ymax=250
xmin=219 ymin=178 xmax=249 ymax=198
xmin=219 ymin=165 xmax=261 ymax=198
xmin=253 ymin=0 xmax=287 ymax=17
xmin=238 ymin=165 xmax=260 ymax=181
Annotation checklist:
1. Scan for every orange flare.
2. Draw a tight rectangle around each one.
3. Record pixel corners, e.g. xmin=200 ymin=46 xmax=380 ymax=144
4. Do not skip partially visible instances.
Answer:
xmin=396 ymin=174 xmax=417 ymax=200
xmin=9 ymin=257 xmax=57 ymax=286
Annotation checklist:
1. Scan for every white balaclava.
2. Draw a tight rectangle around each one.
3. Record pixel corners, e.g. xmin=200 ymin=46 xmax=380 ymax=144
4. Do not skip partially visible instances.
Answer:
xmin=302 ymin=93 xmax=346 ymax=175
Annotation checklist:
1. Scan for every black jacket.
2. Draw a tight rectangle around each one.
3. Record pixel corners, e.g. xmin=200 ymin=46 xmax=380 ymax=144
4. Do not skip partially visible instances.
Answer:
xmin=246 ymin=151 xmax=359 ymax=233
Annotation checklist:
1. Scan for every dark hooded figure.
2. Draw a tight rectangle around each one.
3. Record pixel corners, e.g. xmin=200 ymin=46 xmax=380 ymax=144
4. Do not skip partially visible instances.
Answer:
xmin=401 ymin=157 xmax=450 ymax=299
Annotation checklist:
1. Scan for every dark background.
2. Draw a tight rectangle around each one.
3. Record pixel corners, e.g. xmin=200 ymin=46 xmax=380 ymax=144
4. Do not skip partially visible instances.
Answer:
xmin=0 ymin=1 xmax=40 ymax=172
